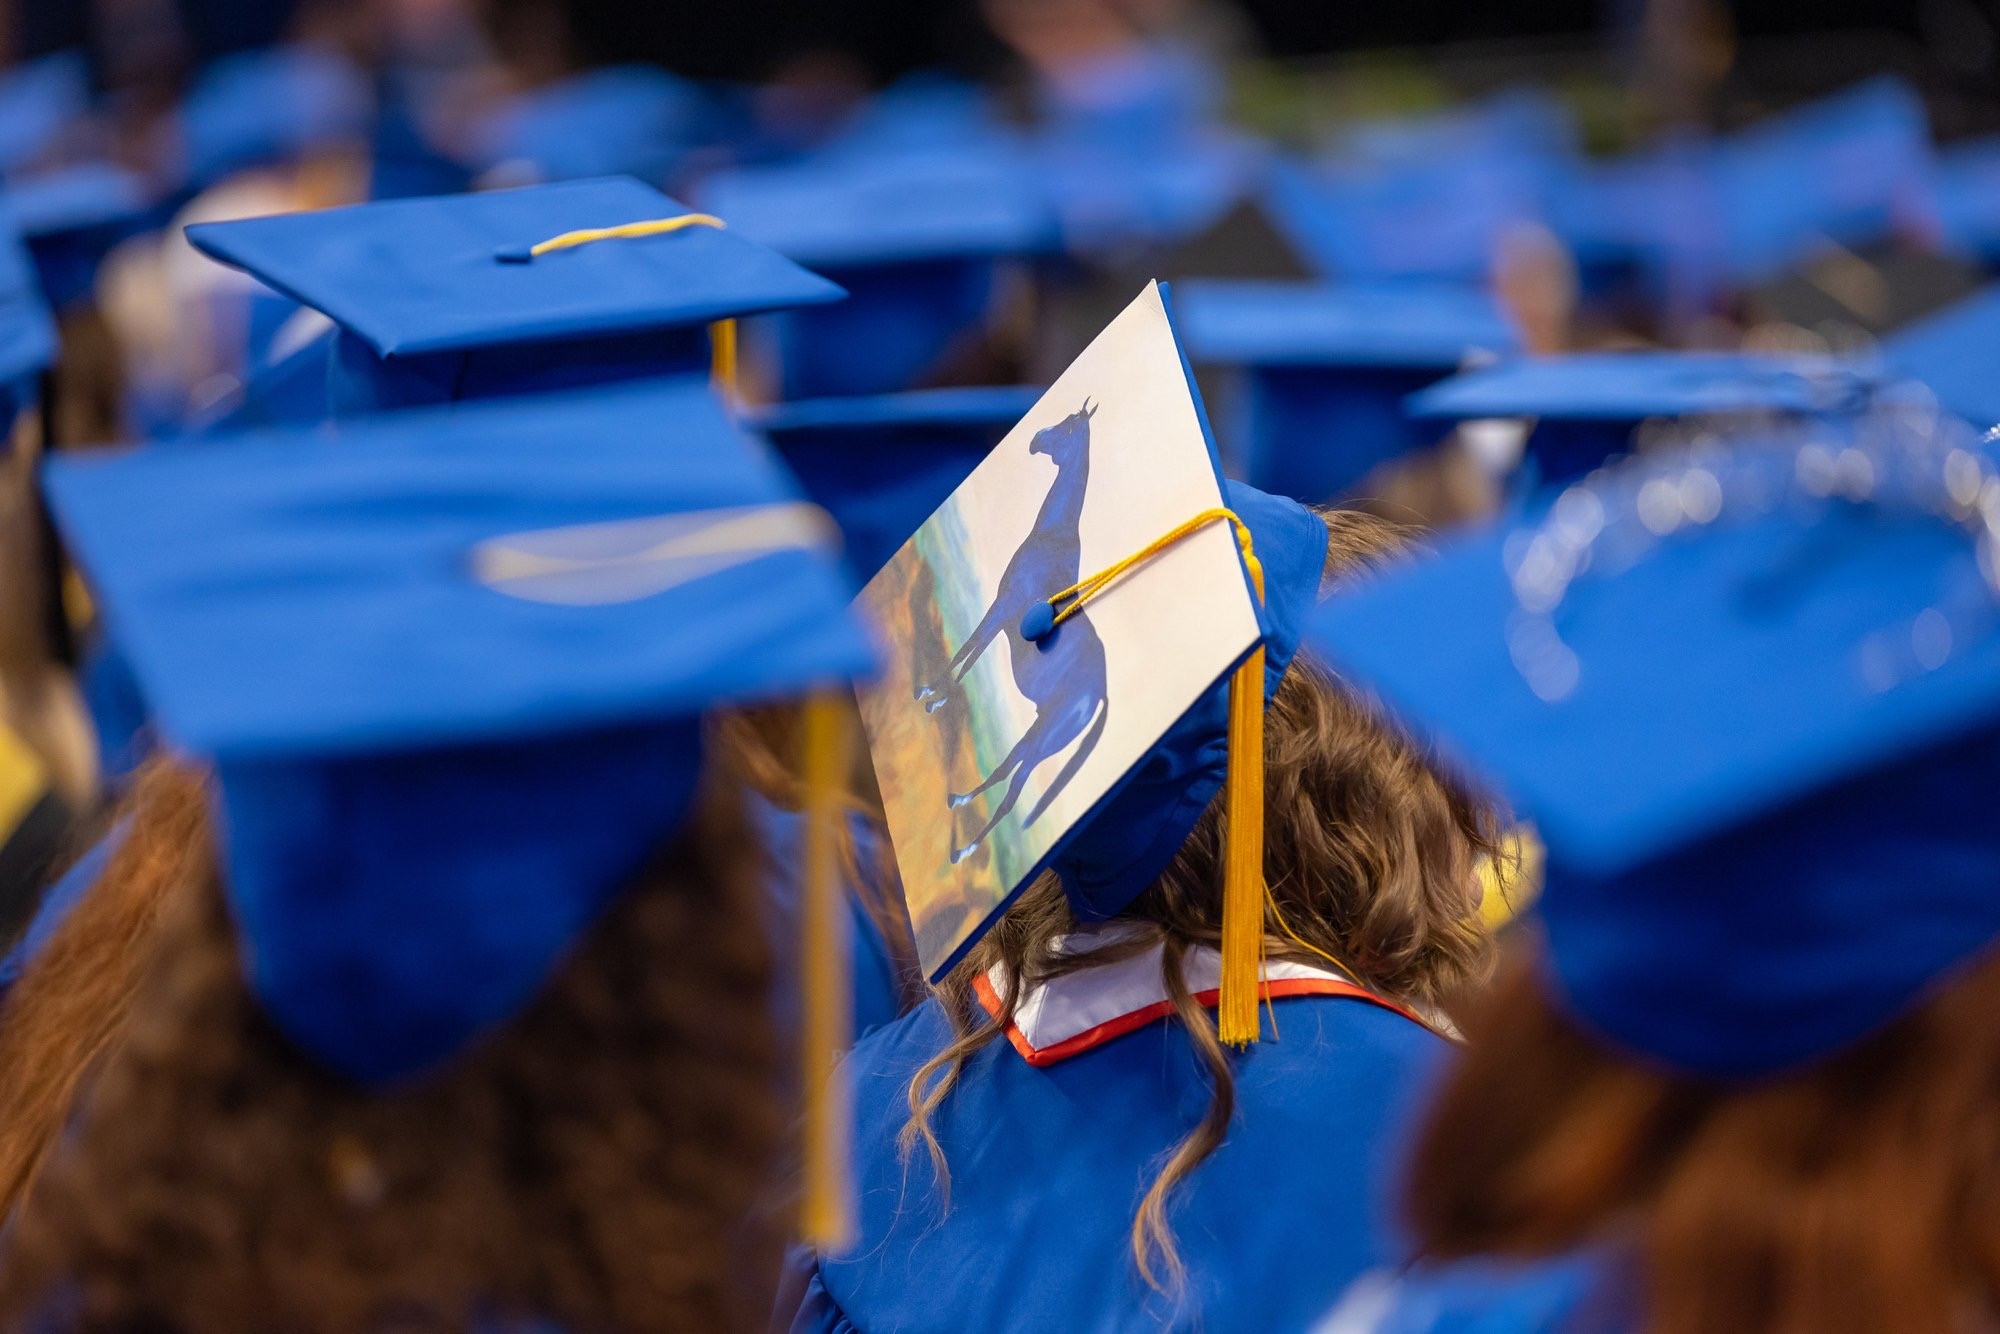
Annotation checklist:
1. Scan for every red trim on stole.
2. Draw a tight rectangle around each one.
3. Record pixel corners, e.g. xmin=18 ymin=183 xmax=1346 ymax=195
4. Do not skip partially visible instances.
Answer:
xmin=972 ymin=971 xmax=1428 ymax=1068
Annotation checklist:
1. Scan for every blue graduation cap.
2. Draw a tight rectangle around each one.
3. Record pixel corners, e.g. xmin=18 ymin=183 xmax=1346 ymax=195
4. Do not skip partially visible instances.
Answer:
xmin=701 ymin=152 xmax=1058 ymax=398
xmin=0 ymin=52 xmax=90 ymax=180
xmin=0 ymin=217 xmax=57 ymax=431
xmin=44 ymin=379 xmax=876 ymax=1084
xmin=1308 ymin=416 xmax=2000 ymax=1076
xmin=472 ymin=65 xmax=716 ymax=188
xmin=1880 ymin=284 xmax=2000 ymax=429
xmin=186 ymin=177 xmax=847 ymax=418
xmin=1933 ymin=136 xmax=2000 ymax=265
xmin=754 ymin=385 xmax=1044 ymax=581
xmin=1407 ymin=351 xmax=1879 ymax=489
xmin=175 ymin=45 xmax=371 ymax=192
xmin=1713 ymin=77 xmax=1937 ymax=287
xmin=4 ymin=162 xmax=155 ymax=310
xmin=1176 ymin=279 xmax=1521 ymax=501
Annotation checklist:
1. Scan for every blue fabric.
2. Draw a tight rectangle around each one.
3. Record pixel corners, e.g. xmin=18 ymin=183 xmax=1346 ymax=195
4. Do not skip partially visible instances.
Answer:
xmin=1308 ymin=450 xmax=2000 ymax=1076
xmin=1410 ymin=352 xmax=1879 ymax=488
xmin=0 ymin=53 xmax=89 ymax=179
xmin=1328 ymin=1252 xmax=1629 ymax=1334
xmin=177 ymin=45 xmax=370 ymax=190
xmin=0 ymin=214 xmax=56 ymax=404
xmin=1053 ymin=481 xmax=1327 ymax=922
xmin=757 ymin=386 xmax=1044 ymax=581
xmin=4 ymin=162 xmax=155 ymax=310
xmin=1173 ymin=280 xmax=1520 ymax=495
xmin=78 ymin=639 xmax=151 ymax=781
xmin=704 ymin=152 xmax=1054 ymax=399
xmin=44 ymin=381 xmax=876 ymax=1082
xmin=472 ymin=66 xmax=714 ymax=187
xmin=1880 ymin=285 xmax=2000 ymax=429
xmin=1933 ymin=137 xmax=2000 ymax=263
xmin=185 ymin=177 xmax=845 ymax=360
xmin=804 ymin=993 xmax=1448 ymax=1334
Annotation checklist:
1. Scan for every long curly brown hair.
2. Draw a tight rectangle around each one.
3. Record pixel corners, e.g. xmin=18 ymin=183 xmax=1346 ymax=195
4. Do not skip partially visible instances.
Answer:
xmin=0 ymin=752 xmax=787 ymax=1333
xmin=901 ymin=507 xmax=1508 ymax=1295
xmin=1402 ymin=943 xmax=2000 ymax=1334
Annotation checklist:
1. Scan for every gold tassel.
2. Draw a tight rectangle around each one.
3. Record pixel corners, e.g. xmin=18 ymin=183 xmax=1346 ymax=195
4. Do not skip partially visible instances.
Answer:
xmin=1217 ymin=645 xmax=1267 ymax=1047
xmin=710 ymin=319 xmax=739 ymax=402
xmin=798 ymin=691 xmax=853 ymax=1249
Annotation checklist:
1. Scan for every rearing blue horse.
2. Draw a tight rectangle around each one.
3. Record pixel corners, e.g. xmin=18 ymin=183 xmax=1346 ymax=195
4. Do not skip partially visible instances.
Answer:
xmin=916 ymin=401 xmax=1111 ymax=866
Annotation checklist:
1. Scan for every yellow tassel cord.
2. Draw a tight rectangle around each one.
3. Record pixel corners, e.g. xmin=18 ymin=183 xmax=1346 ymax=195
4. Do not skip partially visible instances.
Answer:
xmin=799 ymin=691 xmax=854 ymax=1250
xmin=522 ymin=212 xmax=727 ymax=258
xmin=1041 ymin=506 xmax=1271 ymax=1048
xmin=710 ymin=318 xmax=739 ymax=401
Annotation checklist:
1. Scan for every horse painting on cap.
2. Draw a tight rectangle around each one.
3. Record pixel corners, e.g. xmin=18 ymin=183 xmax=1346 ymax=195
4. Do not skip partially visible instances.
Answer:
xmin=914 ymin=400 xmax=1110 ymax=865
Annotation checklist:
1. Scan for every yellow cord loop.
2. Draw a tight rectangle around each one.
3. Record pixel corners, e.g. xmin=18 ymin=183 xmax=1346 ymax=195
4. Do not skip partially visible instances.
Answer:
xmin=1045 ymin=507 xmax=1262 ymax=630
xmin=710 ymin=318 xmax=739 ymax=401
xmin=799 ymin=691 xmax=854 ymax=1250
xmin=511 ymin=212 xmax=727 ymax=260
xmin=1029 ymin=505 xmax=1271 ymax=1048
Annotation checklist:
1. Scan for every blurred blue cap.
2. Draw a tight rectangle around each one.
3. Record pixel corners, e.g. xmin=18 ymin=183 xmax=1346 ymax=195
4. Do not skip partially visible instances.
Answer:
xmin=1308 ymin=425 xmax=2000 ymax=1075
xmin=187 ymin=177 xmax=846 ymax=417
xmin=1714 ymin=77 xmax=1937 ymax=286
xmin=177 ymin=45 xmax=371 ymax=190
xmin=703 ymin=152 xmax=1055 ymax=398
xmin=1933 ymin=136 xmax=2000 ymax=263
xmin=1409 ymin=351 xmax=1880 ymax=487
xmin=0 ymin=217 xmax=56 ymax=426
xmin=473 ymin=65 xmax=715 ymax=187
xmin=45 ymin=380 xmax=875 ymax=1082
xmin=756 ymin=384 xmax=1044 ymax=581
xmin=0 ymin=52 xmax=90 ymax=179
xmin=1880 ymin=285 xmax=2000 ymax=430
xmin=1178 ymin=279 xmax=1520 ymax=499
xmin=4 ymin=162 xmax=154 ymax=309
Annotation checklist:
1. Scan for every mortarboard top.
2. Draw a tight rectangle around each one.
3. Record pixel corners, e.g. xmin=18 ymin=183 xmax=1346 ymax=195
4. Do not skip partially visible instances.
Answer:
xmin=186 ymin=176 xmax=846 ymax=417
xmin=473 ymin=65 xmax=715 ymax=188
xmin=1177 ymin=279 xmax=1521 ymax=501
xmin=1309 ymin=418 xmax=2000 ymax=1076
xmin=755 ymin=385 xmax=1045 ymax=582
xmin=700 ymin=152 xmax=1057 ymax=398
xmin=1408 ymin=350 xmax=1879 ymax=488
xmin=176 ymin=45 xmax=371 ymax=191
xmin=1879 ymin=284 xmax=2000 ymax=429
xmin=854 ymin=282 xmax=1328 ymax=1046
xmin=4 ymin=162 xmax=156 ymax=309
xmin=0 ymin=52 xmax=90 ymax=180
xmin=45 ymin=379 xmax=875 ymax=1083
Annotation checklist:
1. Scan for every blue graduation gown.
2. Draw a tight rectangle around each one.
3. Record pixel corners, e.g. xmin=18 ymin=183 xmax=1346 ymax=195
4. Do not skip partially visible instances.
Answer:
xmin=1316 ymin=1251 xmax=1630 ymax=1333
xmin=795 ymin=982 xmax=1449 ymax=1333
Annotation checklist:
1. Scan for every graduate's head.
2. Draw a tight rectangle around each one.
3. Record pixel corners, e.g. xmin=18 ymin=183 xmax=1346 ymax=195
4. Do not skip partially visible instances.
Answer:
xmin=0 ymin=382 xmax=877 ymax=1327
xmin=1308 ymin=412 xmax=2000 ymax=1334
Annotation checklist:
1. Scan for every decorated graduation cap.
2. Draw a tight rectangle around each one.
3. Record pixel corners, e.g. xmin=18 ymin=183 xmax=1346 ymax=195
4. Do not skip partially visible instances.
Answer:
xmin=175 ymin=45 xmax=371 ymax=191
xmin=1880 ymin=285 xmax=2000 ymax=429
xmin=1309 ymin=411 xmax=2000 ymax=1077
xmin=755 ymin=385 xmax=1045 ymax=582
xmin=1177 ymin=279 xmax=1520 ymax=502
xmin=1408 ymin=351 xmax=1879 ymax=490
xmin=4 ymin=162 xmax=155 ymax=310
xmin=185 ymin=177 xmax=846 ymax=419
xmin=472 ymin=65 xmax=715 ymax=188
xmin=856 ymin=281 xmax=1328 ymax=1046
xmin=700 ymin=152 xmax=1057 ymax=399
xmin=47 ymin=380 xmax=875 ymax=1239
